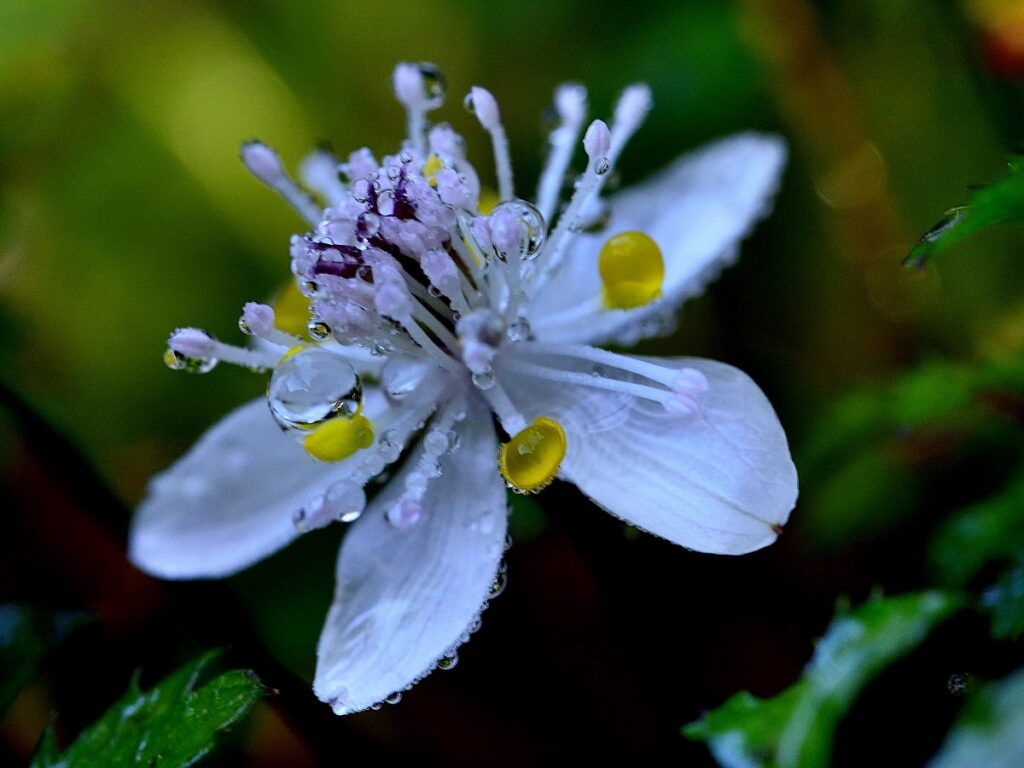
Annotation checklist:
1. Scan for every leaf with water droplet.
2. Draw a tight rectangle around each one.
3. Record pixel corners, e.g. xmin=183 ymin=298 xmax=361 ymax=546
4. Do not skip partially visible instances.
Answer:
xmin=683 ymin=591 xmax=963 ymax=768
xmin=30 ymin=650 xmax=265 ymax=768
xmin=906 ymin=155 xmax=1024 ymax=268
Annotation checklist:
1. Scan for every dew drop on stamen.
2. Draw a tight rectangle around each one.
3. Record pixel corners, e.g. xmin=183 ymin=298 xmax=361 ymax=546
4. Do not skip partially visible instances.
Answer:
xmin=238 ymin=317 xmax=253 ymax=335
xmin=472 ymin=368 xmax=496 ymax=390
xmin=417 ymin=62 xmax=446 ymax=102
xmin=595 ymin=157 xmax=611 ymax=175
xmin=506 ymin=317 xmax=531 ymax=342
xmin=163 ymin=348 xmax=218 ymax=375
xmin=491 ymin=199 xmax=547 ymax=260
xmin=378 ymin=430 xmax=402 ymax=461
xmin=267 ymin=347 xmax=362 ymax=430
xmin=357 ymin=211 xmax=381 ymax=238
xmin=423 ymin=429 xmax=451 ymax=456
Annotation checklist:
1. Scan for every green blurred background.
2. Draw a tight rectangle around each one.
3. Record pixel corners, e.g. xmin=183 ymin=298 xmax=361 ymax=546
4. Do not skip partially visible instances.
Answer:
xmin=2 ymin=0 xmax=1024 ymax=764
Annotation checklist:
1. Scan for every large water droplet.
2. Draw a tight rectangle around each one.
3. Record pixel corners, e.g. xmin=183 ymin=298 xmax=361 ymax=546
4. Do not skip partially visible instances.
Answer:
xmin=491 ymin=199 xmax=547 ymax=260
xmin=267 ymin=347 xmax=362 ymax=430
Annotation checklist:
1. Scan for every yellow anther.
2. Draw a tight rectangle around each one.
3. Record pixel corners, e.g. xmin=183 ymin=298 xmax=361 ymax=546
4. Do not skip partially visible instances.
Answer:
xmin=423 ymin=154 xmax=444 ymax=185
xmin=598 ymin=231 xmax=665 ymax=310
xmin=477 ymin=188 xmax=500 ymax=215
xmin=303 ymin=413 xmax=374 ymax=462
xmin=274 ymin=281 xmax=312 ymax=337
xmin=498 ymin=417 xmax=567 ymax=494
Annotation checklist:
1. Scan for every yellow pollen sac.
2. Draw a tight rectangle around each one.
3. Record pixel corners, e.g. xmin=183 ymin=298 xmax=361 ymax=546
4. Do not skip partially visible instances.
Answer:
xmin=303 ymin=413 xmax=374 ymax=462
xmin=423 ymin=153 xmax=444 ymax=185
xmin=598 ymin=231 xmax=665 ymax=310
xmin=477 ymin=188 xmax=500 ymax=215
xmin=498 ymin=417 xmax=567 ymax=494
xmin=274 ymin=281 xmax=313 ymax=337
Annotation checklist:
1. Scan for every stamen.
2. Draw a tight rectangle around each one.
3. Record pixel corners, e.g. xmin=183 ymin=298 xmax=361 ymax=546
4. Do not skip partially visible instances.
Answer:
xmin=241 ymin=141 xmax=322 ymax=226
xmin=240 ymin=302 xmax=303 ymax=347
xmin=166 ymin=328 xmax=280 ymax=371
xmin=598 ymin=231 xmax=664 ymax=309
xmin=300 ymin=148 xmax=346 ymax=208
xmin=536 ymin=83 xmax=587 ymax=222
xmin=498 ymin=417 xmax=567 ymax=494
xmin=393 ymin=63 xmax=445 ymax=155
xmin=466 ymin=86 xmax=514 ymax=201
xmin=529 ymin=120 xmax=610 ymax=288
xmin=609 ymin=83 xmax=653 ymax=161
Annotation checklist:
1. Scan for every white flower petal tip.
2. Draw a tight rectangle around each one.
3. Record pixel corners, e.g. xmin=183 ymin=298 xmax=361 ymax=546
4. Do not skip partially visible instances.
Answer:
xmin=313 ymin=404 xmax=507 ymax=714
xmin=497 ymin=352 xmax=797 ymax=555
xmin=530 ymin=133 xmax=788 ymax=346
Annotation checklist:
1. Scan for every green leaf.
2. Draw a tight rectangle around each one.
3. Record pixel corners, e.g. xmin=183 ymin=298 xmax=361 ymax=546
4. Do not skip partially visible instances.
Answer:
xmin=0 ymin=605 xmax=87 ymax=718
xmin=31 ymin=651 xmax=266 ymax=768
xmin=929 ymin=471 xmax=1024 ymax=587
xmin=684 ymin=591 xmax=963 ymax=768
xmin=927 ymin=668 xmax=1024 ymax=767
xmin=906 ymin=156 xmax=1024 ymax=267
xmin=981 ymin=556 xmax=1024 ymax=641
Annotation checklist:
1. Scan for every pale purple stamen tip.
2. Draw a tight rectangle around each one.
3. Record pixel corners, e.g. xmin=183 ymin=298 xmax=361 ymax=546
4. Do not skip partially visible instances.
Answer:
xmin=583 ymin=120 xmax=611 ymax=163
xmin=388 ymin=498 xmax=422 ymax=528
xmin=240 ymin=302 xmax=275 ymax=337
xmin=241 ymin=141 xmax=284 ymax=185
xmin=468 ymin=86 xmax=500 ymax=130
xmin=168 ymin=327 xmax=215 ymax=358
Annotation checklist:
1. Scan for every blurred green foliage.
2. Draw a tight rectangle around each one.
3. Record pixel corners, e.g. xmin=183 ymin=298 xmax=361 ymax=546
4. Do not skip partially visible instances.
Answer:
xmin=927 ymin=668 xmax=1024 ymax=767
xmin=683 ymin=591 xmax=964 ymax=768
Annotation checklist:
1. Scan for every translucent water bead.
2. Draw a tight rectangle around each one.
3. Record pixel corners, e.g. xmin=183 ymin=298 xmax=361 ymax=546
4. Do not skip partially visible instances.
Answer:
xmin=267 ymin=347 xmax=362 ymax=431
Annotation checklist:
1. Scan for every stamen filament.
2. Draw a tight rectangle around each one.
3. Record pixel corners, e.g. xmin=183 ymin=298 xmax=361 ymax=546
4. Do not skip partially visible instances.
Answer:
xmin=536 ymin=83 xmax=587 ymax=222
xmin=517 ymin=342 xmax=680 ymax=388
xmin=502 ymin=357 xmax=675 ymax=407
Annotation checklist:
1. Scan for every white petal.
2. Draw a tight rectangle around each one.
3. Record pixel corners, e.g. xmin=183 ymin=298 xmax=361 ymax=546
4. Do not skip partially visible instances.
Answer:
xmin=314 ymin=398 xmax=507 ymax=714
xmin=530 ymin=133 xmax=786 ymax=346
xmin=496 ymin=353 xmax=797 ymax=554
xmin=129 ymin=388 xmax=392 ymax=579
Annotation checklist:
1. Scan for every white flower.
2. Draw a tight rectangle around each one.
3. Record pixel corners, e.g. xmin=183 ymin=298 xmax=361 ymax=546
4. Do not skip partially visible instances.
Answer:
xmin=131 ymin=63 xmax=798 ymax=714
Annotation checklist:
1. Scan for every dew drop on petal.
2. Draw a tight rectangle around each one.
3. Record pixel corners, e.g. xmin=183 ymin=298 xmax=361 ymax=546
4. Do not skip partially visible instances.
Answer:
xmin=267 ymin=347 xmax=362 ymax=430
xmin=435 ymin=652 xmax=459 ymax=671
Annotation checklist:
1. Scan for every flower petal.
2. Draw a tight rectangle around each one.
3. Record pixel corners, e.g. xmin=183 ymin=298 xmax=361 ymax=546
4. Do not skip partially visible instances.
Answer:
xmin=314 ymin=398 xmax=507 ymax=714
xmin=129 ymin=388 xmax=392 ymax=579
xmin=530 ymin=133 xmax=786 ymax=346
xmin=496 ymin=352 xmax=797 ymax=554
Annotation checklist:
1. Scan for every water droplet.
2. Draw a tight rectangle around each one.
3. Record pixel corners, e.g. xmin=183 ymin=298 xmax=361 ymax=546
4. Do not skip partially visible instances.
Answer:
xmin=399 ymin=150 xmax=413 ymax=164
xmin=417 ymin=63 xmax=446 ymax=104
xmin=370 ymin=702 xmax=383 ymax=711
xmin=323 ymin=480 xmax=366 ymax=523
xmin=491 ymin=199 xmax=547 ymax=260
xmin=378 ymin=430 xmax=402 ymax=462
xmin=506 ymin=317 xmax=531 ymax=342
xmin=163 ymin=348 xmax=218 ymax=374
xmin=267 ymin=347 xmax=362 ymax=430
xmin=921 ymin=206 xmax=967 ymax=244
xmin=489 ymin=565 xmax=508 ymax=597
xmin=303 ymin=280 xmax=319 ymax=294
xmin=435 ymin=653 xmax=459 ymax=671
xmin=427 ymin=284 xmax=442 ymax=298
xmin=307 ymin=320 xmax=333 ymax=341
xmin=386 ymin=164 xmax=401 ymax=181
xmin=462 ymin=92 xmax=475 ymax=113
xmin=387 ymin=498 xmax=422 ymax=528
xmin=385 ymin=691 xmax=402 ymax=705
xmin=238 ymin=317 xmax=253 ymax=335
xmin=472 ymin=368 xmax=496 ymax=390
xmin=423 ymin=429 xmax=451 ymax=456
xmin=595 ymin=157 xmax=611 ymax=175
xmin=357 ymin=211 xmax=381 ymax=239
